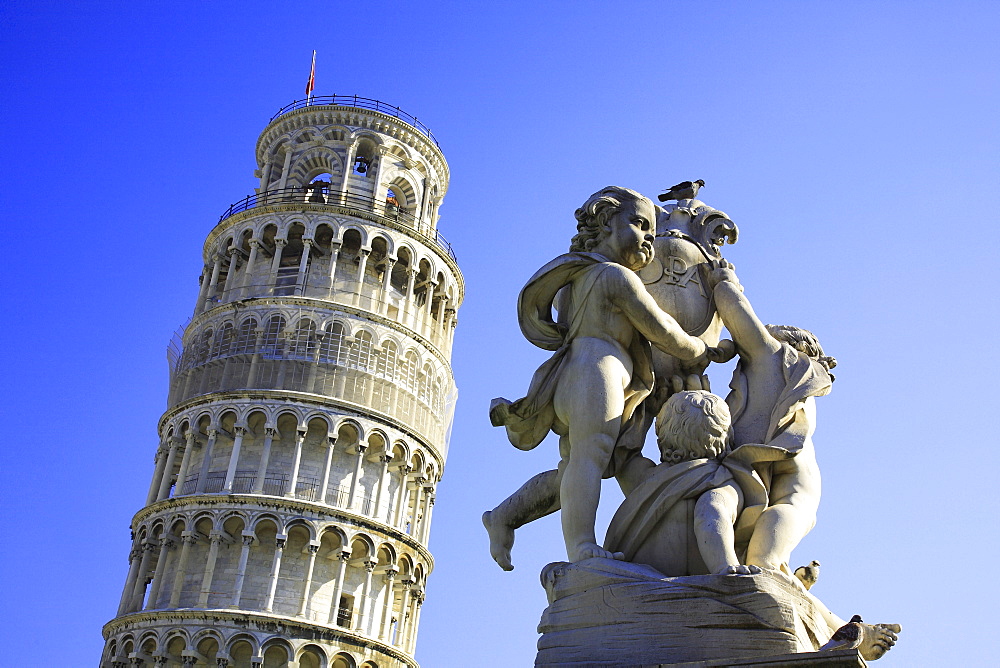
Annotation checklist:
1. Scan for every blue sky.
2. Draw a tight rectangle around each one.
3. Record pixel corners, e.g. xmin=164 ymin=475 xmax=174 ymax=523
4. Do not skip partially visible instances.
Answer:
xmin=2 ymin=1 xmax=998 ymax=665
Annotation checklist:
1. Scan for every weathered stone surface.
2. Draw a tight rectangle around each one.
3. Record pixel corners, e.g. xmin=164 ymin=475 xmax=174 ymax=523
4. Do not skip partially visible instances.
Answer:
xmin=536 ymin=559 xmax=837 ymax=667
xmin=653 ymin=648 xmax=866 ymax=667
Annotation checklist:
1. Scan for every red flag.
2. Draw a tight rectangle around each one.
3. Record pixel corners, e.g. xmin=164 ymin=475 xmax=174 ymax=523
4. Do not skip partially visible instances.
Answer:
xmin=305 ymin=50 xmax=316 ymax=98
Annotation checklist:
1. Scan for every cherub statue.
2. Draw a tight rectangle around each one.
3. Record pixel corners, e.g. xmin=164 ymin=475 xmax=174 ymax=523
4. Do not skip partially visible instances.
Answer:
xmin=707 ymin=261 xmax=836 ymax=573
xmin=488 ymin=186 xmax=733 ymax=564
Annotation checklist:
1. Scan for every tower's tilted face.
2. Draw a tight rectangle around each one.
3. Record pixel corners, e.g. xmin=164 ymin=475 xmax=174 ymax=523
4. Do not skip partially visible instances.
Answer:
xmin=101 ymin=96 xmax=461 ymax=668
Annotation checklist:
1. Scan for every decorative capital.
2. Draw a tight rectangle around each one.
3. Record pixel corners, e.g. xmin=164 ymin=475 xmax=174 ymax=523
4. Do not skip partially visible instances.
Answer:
xmin=356 ymin=444 xmax=368 ymax=455
xmin=233 ymin=425 xmax=248 ymax=437
xmin=380 ymin=454 xmax=393 ymax=464
xmin=364 ymin=559 xmax=377 ymax=573
xmin=338 ymin=550 xmax=351 ymax=562
xmin=383 ymin=567 xmax=398 ymax=582
xmin=275 ymin=537 xmax=287 ymax=549
xmin=308 ymin=544 xmax=320 ymax=555
xmin=181 ymin=534 xmax=198 ymax=545
xmin=265 ymin=426 xmax=278 ymax=438
xmin=242 ymin=535 xmax=255 ymax=547
xmin=249 ymin=238 xmax=261 ymax=249
xmin=274 ymin=238 xmax=288 ymax=248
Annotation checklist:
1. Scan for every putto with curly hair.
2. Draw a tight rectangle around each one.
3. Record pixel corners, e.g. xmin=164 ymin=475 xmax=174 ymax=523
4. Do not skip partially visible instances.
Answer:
xmin=765 ymin=324 xmax=837 ymax=380
xmin=655 ymin=390 xmax=732 ymax=464
xmin=570 ymin=186 xmax=650 ymax=252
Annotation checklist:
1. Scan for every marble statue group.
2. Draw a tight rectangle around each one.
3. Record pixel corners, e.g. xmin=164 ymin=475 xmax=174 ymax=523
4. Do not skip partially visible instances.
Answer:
xmin=483 ymin=185 xmax=900 ymax=665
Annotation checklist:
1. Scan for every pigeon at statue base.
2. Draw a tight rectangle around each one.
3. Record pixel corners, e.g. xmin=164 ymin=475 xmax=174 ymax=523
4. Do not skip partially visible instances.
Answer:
xmin=794 ymin=560 xmax=820 ymax=590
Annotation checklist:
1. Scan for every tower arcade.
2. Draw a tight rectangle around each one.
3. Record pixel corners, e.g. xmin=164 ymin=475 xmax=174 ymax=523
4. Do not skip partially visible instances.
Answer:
xmin=101 ymin=95 xmax=461 ymax=668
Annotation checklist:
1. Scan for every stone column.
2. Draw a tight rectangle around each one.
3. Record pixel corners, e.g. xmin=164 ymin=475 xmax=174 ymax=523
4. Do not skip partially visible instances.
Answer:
xmin=174 ymin=432 xmax=198 ymax=496
xmin=328 ymin=551 xmax=351 ymax=625
xmin=116 ymin=547 xmax=143 ymax=616
xmin=241 ymin=239 xmax=260 ymax=297
xmin=221 ymin=246 xmax=241 ymax=299
xmin=129 ymin=542 xmax=157 ymax=612
xmin=408 ymin=479 xmax=425 ymax=535
xmin=203 ymin=255 xmax=223 ymax=310
xmin=404 ymin=268 xmax=418 ymax=326
xmin=393 ymin=466 xmax=412 ymax=528
xmin=409 ymin=593 xmax=425 ymax=653
xmin=297 ymin=543 xmax=320 ymax=618
xmin=246 ymin=329 xmax=263 ymax=387
xmin=347 ymin=444 xmax=367 ymax=510
xmin=318 ymin=437 xmax=336 ymax=504
xmin=379 ymin=568 xmax=398 ymax=642
xmin=144 ymin=537 xmax=175 ymax=609
xmin=156 ymin=437 xmax=183 ymax=501
xmin=435 ymin=294 xmax=448 ymax=325
xmin=231 ymin=533 xmax=255 ymax=607
xmin=294 ymin=238 xmax=313 ymax=296
xmin=251 ymin=426 xmax=277 ymax=494
xmin=259 ymin=159 xmax=273 ymax=193
xmin=395 ymin=580 xmax=413 ymax=647
xmin=263 ymin=536 xmax=286 ymax=612
xmin=371 ymin=147 xmax=387 ymax=205
xmin=380 ymin=257 xmax=396 ymax=315
xmin=197 ymin=532 xmax=224 ymax=607
xmin=353 ymin=249 xmax=370 ymax=306
xmin=286 ymin=429 xmax=307 ymax=498
xmin=222 ymin=425 xmax=247 ymax=493
xmin=424 ymin=281 xmax=439 ymax=331
xmin=326 ymin=241 xmax=342 ymax=297
xmin=168 ymin=533 xmax=197 ymax=608
xmin=195 ymin=265 xmax=211 ymax=312
xmin=145 ymin=443 xmax=169 ymax=506
xmin=358 ymin=560 xmax=377 ymax=635
xmin=339 ymin=143 xmax=357 ymax=200
xmin=194 ymin=428 xmax=218 ymax=494
xmin=277 ymin=147 xmax=293 ymax=190
xmin=268 ymin=238 xmax=287 ymax=294
xmin=374 ymin=455 xmax=392 ymax=522
xmin=420 ymin=492 xmax=436 ymax=544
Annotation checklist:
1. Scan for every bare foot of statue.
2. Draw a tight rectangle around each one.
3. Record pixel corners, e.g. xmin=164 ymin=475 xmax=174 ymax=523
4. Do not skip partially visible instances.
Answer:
xmin=859 ymin=622 xmax=901 ymax=661
xmin=482 ymin=511 xmax=515 ymax=571
xmin=717 ymin=564 xmax=763 ymax=575
xmin=569 ymin=542 xmax=625 ymax=563
xmin=820 ymin=615 xmax=901 ymax=660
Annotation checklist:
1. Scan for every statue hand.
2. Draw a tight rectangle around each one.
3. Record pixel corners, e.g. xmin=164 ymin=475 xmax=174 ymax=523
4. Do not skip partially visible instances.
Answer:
xmin=707 ymin=259 xmax=741 ymax=290
xmin=707 ymin=339 xmax=737 ymax=363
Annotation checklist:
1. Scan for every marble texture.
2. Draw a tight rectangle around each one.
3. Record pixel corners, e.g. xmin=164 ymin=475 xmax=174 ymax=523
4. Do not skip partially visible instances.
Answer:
xmin=536 ymin=559 xmax=838 ymax=667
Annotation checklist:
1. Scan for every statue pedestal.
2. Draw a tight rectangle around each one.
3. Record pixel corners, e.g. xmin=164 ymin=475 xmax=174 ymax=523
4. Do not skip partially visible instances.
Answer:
xmin=536 ymin=559 xmax=840 ymax=667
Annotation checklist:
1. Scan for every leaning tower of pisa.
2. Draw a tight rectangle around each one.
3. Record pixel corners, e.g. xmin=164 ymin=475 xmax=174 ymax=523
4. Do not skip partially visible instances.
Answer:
xmin=101 ymin=95 xmax=461 ymax=668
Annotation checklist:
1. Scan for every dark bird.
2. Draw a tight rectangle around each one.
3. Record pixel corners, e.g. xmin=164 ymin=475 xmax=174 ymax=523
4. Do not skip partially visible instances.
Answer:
xmin=794 ymin=560 xmax=821 ymax=590
xmin=821 ymin=615 xmax=865 ymax=651
xmin=658 ymin=179 xmax=705 ymax=202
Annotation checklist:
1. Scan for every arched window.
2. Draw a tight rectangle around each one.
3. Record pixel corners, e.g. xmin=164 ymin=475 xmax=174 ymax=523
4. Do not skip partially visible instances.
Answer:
xmin=348 ymin=331 xmax=374 ymax=371
xmin=320 ymin=322 xmax=347 ymax=365
xmin=376 ymin=341 xmax=398 ymax=378
xmin=234 ymin=317 xmax=257 ymax=354
xmin=212 ymin=322 xmax=235 ymax=358
xmin=401 ymin=350 xmax=419 ymax=392
xmin=418 ymin=363 xmax=433 ymax=405
xmin=260 ymin=315 xmax=286 ymax=359
xmin=289 ymin=318 xmax=317 ymax=359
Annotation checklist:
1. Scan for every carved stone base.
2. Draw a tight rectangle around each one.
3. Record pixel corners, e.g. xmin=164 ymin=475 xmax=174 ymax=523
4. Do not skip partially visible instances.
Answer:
xmin=536 ymin=559 xmax=840 ymax=667
xmin=654 ymin=649 xmax=866 ymax=667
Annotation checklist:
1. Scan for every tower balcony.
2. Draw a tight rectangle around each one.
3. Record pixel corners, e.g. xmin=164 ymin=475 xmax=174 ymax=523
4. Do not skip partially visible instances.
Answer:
xmin=269 ymin=95 xmax=440 ymax=148
xmin=218 ymin=187 xmax=457 ymax=264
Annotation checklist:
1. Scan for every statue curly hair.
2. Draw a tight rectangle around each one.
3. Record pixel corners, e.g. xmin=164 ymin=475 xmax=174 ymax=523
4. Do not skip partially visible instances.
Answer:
xmin=655 ymin=390 xmax=732 ymax=464
xmin=570 ymin=186 xmax=649 ymax=253
xmin=766 ymin=325 xmax=838 ymax=381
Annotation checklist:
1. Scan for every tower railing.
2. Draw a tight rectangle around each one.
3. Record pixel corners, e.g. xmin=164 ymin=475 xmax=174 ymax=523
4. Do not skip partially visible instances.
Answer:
xmin=268 ymin=95 xmax=440 ymax=147
xmin=218 ymin=187 xmax=457 ymax=262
